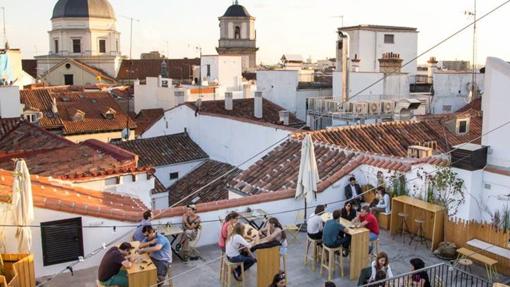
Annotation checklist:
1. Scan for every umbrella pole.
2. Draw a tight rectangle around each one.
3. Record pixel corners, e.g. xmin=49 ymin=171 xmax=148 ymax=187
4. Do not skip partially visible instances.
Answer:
xmin=300 ymin=197 xmax=308 ymax=232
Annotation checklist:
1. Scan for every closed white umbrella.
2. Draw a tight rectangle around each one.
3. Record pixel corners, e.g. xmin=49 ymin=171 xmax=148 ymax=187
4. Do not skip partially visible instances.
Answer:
xmin=11 ymin=159 xmax=34 ymax=253
xmin=295 ymin=134 xmax=320 ymax=225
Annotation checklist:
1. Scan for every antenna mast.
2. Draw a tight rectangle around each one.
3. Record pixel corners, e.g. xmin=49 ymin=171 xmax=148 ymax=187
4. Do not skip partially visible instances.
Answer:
xmin=1 ymin=7 xmax=7 ymax=49
xmin=465 ymin=0 xmax=477 ymax=102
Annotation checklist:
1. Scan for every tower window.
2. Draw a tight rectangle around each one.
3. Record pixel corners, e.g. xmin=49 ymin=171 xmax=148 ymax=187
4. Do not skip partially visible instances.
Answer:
xmin=384 ymin=34 xmax=395 ymax=44
xmin=54 ymin=39 xmax=59 ymax=54
xmin=99 ymin=39 xmax=106 ymax=53
xmin=206 ymin=64 xmax=211 ymax=77
xmin=234 ymin=26 xmax=241 ymax=39
xmin=72 ymin=39 xmax=81 ymax=53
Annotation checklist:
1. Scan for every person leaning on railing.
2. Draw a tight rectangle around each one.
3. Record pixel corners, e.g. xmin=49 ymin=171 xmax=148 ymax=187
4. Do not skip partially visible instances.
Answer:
xmin=409 ymin=258 xmax=431 ymax=287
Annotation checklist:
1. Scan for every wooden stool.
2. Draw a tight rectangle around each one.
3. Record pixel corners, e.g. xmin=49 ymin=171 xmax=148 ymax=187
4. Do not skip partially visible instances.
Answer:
xmin=281 ymin=253 xmax=288 ymax=284
xmin=304 ymin=237 xmax=322 ymax=271
xmin=320 ymin=245 xmax=344 ymax=281
xmin=395 ymin=212 xmax=410 ymax=243
xmin=223 ymin=256 xmax=245 ymax=287
xmin=219 ymin=252 xmax=226 ymax=283
xmin=409 ymin=219 xmax=428 ymax=247
xmin=370 ymin=239 xmax=381 ymax=260
xmin=455 ymin=258 xmax=473 ymax=281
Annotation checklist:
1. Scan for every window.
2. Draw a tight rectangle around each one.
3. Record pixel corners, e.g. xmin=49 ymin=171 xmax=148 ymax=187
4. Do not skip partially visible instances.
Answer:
xmin=206 ymin=64 xmax=211 ymax=77
xmin=72 ymin=39 xmax=81 ymax=53
xmin=41 ymin=217 xmax=84 ymax=266
xmin=99 ymin=39 xmax=106 ymax=53
xmin=458 ymin=120 xmax=468 ymax=134
xmin=105 ymin=177 xmax=120 ymax=185
xmin=234 ymin=26 xmax=241 ymax=39
xmin=384 ymin=34 xmax=394 ymax=44
xmin=170 ymin=172 xmax=179 ymax=180
xmin=64 ymin=74 xmax=74 ymax=85
xmin=54 ymin=39 xmax=59 ymax=54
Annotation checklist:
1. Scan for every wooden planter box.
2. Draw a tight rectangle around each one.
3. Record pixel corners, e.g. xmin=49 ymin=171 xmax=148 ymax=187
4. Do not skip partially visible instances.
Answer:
xmin=0 ymin=254 xmax=35 ymax=287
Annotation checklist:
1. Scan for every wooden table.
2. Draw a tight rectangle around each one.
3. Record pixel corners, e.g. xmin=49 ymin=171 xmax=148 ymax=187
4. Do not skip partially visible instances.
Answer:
xmin=158 ymin=224 xmax=185 ymax=261
xmin=239 ymin=209 xmax=268 ymax=230
xmin=321 ymin=212 xmax=370 ymax=280
xmin=125 ymin=241 xmax=157 ymax=287
xmin=390 ymin=195 xmax=445 ymax=251
xmin=256 ymin=246 xmax=280 ymax=287
xmin=457 ymin=247 xmax=498 ymax=282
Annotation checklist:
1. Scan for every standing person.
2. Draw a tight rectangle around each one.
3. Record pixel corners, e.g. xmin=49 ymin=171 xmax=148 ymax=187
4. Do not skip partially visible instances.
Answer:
xmin=409 ymin=258 xmax=431 ymax=287
xmin=226 ymin=223 xmax=257 ymax=281
xmin=218 ymin=211 xmax=240 ymax=252
xmin=322 ymin=210 xmax=351 ymax=256
xmin=340 ymin=201 xmax=357 ymax=221
xmin=138 ymin=225 xmax=172 ymax=286
xmin=180 ymin=204 xmax=201 ymax=260
xmin=376 ymin=171 xmax=386 ymax=189
xmin=372 ymin=187 xmax=391 ymax=214
xmin=133 ymin=210 xmax=152 ymax=242
xmin=344 ymin=176 xmax=363 ymax=209
xmin=97 ymin=242 xmax=134 ymax=287
xmin=356 ymin=206 xmax=380 ymax=242
xmin=307 ymin=205 xmax=325 ymax=240
xmin=369 ymin=252 xmax=394 ymax=281
xmin=269 ymin=271 xmax=286 ymax=287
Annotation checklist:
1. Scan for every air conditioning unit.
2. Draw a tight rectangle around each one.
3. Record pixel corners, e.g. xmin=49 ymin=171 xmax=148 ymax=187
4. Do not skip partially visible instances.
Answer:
xmin=368 ymin=101 xmax=381 ymax=115
xmin=380 ymin=100 xmax=395 ymax=114
xmin=352 ymin=102 xmax=369 ymax=115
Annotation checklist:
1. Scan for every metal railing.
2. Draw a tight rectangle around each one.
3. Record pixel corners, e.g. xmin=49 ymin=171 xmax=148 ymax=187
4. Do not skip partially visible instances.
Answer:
xmin=360 ymin=263 xmax=492 ymax=287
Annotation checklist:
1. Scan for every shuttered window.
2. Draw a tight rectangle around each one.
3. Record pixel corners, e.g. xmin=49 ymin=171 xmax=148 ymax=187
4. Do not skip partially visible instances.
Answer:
xmin=41 ymin=217 xmax=84 ymax=266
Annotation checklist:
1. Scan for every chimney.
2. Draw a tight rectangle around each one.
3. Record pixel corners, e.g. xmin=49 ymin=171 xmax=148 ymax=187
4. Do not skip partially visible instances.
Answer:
xmin=175 ymin=90 xmax=185 ymax=105
xmin=225 ymin=92 xmax=233 ymax=110
xmin=254 ymin=91 xmax=263 ymax=119
xmin=243 ymin=83 xmax=251 ymax=99
xmin=378 ymin=52 xmax=403 ymax=73
xmin=351 ymin=54 xmax=361 ymax=72
xmin=279 ymin=110 xmax=290 ymax=125
xmin=427 ymin=57 xmax=438 ymax=84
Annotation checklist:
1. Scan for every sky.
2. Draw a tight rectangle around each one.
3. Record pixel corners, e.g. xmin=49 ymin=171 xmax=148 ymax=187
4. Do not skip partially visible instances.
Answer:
xmin=2 ymin=0 xmax=510 ymax=65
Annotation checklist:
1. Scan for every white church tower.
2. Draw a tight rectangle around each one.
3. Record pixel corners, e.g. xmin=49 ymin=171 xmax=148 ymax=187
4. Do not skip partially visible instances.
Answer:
xmin=35 ymin=0 xmax=122 ymax=85
xmin=216 ymin=1 xmax=258 ymax=72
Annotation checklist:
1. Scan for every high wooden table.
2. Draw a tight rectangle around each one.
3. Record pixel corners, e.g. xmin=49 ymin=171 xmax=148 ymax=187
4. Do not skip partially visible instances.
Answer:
xmin=390 ymin=195 xmax=445 ymax=251
xmin=243 ymin=224 xmax=280 ymax=287
xmin=321 ymin=213 xmax=370 ymax=280
xmin=125 ymin=241 xmax=157 ymax=287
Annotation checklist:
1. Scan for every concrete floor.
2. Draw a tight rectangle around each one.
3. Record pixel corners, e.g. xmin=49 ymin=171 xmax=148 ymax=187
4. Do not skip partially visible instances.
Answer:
xmin=38 ymin=230 xmax=509 ymax=287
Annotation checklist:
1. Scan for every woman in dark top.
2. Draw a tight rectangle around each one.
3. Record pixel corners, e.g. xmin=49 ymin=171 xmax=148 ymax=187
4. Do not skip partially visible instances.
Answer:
xmin=268 ymin=271 xmax=286 ymax=287
xmin=410 ymin=258 xmax=431 ymax=287
xmin=340 ymin=201 xmax=357 ymax=221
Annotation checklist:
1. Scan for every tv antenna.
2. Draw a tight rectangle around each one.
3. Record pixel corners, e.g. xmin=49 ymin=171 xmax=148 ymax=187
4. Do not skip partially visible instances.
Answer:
xmin=465 ymin=0 xmax=477 ymax=102
xmin=120 ymin=15 xmax=140 ymax=59
xmin=1 ymin=7 xmax=8 ymax=49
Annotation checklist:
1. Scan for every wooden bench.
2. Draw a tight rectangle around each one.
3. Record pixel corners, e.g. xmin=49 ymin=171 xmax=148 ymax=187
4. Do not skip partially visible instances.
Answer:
xmin=467 ymin=239 xmax=510 ymax=260
xmin=456 ymin=247 xmax=498 ymax=282
xmin=376 ymin=212 xmax=391 ymax=230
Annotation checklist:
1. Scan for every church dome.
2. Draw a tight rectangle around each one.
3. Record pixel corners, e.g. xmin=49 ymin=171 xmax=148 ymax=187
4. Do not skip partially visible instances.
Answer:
xmin=222 ymin=3 xmax=251 ymax=17
xmin=52 ymin=0 xmax=115 ymax=20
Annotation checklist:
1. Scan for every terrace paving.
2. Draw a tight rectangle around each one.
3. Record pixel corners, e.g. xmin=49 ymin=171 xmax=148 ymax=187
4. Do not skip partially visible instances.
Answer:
xmin=38 ymin=231 xmax=509 ymax=287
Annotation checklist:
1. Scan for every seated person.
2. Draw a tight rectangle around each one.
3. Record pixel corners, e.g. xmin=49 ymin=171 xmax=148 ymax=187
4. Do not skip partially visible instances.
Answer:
xmin=372 ymin=186 xmax=391 ymax=214
xmin=356 ymin=206 xmax=380 ymax=242
xmin=370 ymin=252 xmax=394 ymax=282
xmin=373 ymin=270 xmax=388 ymax=287
xmin=133 ymin=210 xmax=152 ymax=242
xmin=180 ymin=204 xmax=201 ymax=260
xmin=322 ymin=210 xmax=351 ymax=256
xmin=218 ymin=211 xmax=240 ymax=252
xmin=97 ymin=242 xmax=133 ymax=287
xmin=255 ymin=217 xmax=288 ymax=255
xmin=409 ymin=258 xmax=431 ymax=287
xmin=307 ymin=205 xmax=325 ymax=240
xmin=138 ymin=225 xmax=172 ymax=284
xmin=340 ymin=201 xmax=357 ymax=221
xmin=269 ymin=271 xmax=286 ymax=287
xmin=226 ymin=223 xmax=257 ymax=281
xmin=344 ymin=176 xmax=363 ymax=209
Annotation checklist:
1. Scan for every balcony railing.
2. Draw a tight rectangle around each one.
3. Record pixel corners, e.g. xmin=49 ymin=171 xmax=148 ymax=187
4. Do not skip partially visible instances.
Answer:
xmin=360 ymin=263 xmax=492 ymax=287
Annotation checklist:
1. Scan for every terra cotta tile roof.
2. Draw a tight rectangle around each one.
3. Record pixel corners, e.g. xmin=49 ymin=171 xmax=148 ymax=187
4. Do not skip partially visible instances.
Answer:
xmin=0 ymin=169 xmax=147 ymax=222
xmin=134 ymin=108 xmax=164 ymax=136
xmin=113 ymin=133 xmax=208 ymax=167
xmin=20 ymin=88 xmax=136 ymax=135
xmin=22 ymin=59 xmax=38 ymax=79
xmin=117 ymin=59 xmax=200 ymax=81
xmin=0 ymin=118 xmax=22 ymax=138
xmin=168 ymin=160 xmax=241 ymax=206
xmin=293 ymin=115 xmax=482 ymax=157
xmin=185 ymin=98 xmax=305 ymax=129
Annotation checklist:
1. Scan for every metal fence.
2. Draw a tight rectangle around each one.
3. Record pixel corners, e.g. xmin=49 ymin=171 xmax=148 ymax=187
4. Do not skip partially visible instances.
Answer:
xmin=360 ymin=263 xmax=492 ymax=287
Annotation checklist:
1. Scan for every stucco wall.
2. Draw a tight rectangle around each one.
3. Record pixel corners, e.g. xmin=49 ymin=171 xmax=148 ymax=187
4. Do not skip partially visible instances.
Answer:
xmin=64 ymin=130 xmax=135 ymax=143
xmin=134 ymin=77 xmax=175 ymax=113
xmin=155 ymin=160 xmax=205 ymax=188
xmin=431 ymin=72 xmax=484 ymax=114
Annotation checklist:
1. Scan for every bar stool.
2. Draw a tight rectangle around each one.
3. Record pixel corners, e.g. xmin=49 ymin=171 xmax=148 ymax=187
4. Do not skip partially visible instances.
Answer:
xmin=281 ymin=253 xmax=288 ymax=284
xmin=219 ymin=252 xmax=227 ymax=283
xmin=222 ymin=255 xmax=245 ymax=287
xmin=320 ymin=245 xmax=344 ymax=281
xmin=370 ymin=238 xmax=381 ymax=260
xmin=395 ymin=212 xmax=411 ymax=243
xmin=304 ymin=236 xmax=322 ymax=271
xmin=455 ymin=258 xmax=473 ymax=282
xmin=409 ymin=218 xmax=428 ymax=247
